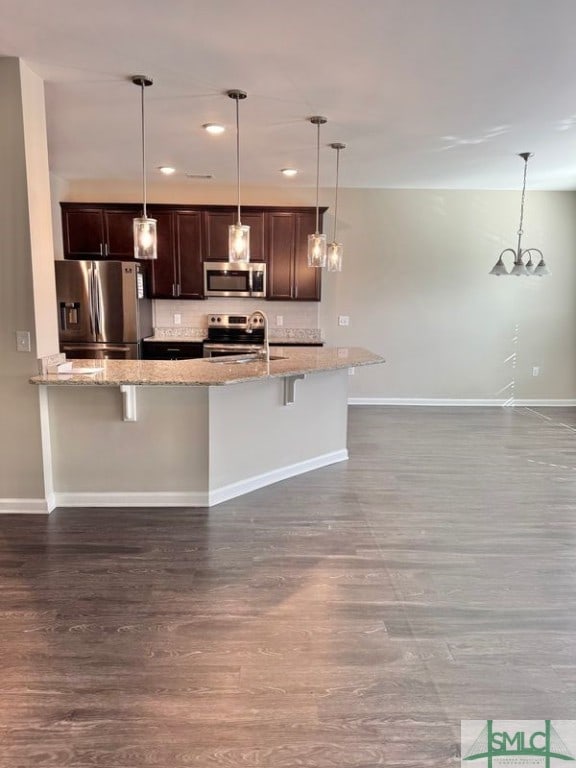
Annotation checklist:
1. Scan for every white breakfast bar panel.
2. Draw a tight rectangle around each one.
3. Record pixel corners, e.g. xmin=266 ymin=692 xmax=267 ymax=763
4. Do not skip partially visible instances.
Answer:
xmin=33 ymin=348 xmax=384 ymax=509
xmin=44 ymin=372 xmax=348 ymax=507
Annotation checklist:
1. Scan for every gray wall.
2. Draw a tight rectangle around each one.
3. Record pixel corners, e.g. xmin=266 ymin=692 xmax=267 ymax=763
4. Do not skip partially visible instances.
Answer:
xmin=0 ymin=58 xmax=54 ymax=507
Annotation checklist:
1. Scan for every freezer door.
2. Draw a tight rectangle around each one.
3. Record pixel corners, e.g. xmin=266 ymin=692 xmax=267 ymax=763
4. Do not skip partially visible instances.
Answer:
xmin=55 ymin=260 xmax=97 ymax=343
xmin=60 ymin=342 xmax=140 ymax=360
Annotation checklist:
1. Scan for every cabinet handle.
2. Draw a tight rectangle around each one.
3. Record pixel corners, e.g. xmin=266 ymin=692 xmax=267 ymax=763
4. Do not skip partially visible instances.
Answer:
xmin=99 ymin=243 xmax=103 ymax=256
xmin=177 ymin=284 xmax=181 ymax=297
xmin=172 ymin=283 xmax=177 ymax=297
xmin=104 ymin=243 xmax=109 ymax=256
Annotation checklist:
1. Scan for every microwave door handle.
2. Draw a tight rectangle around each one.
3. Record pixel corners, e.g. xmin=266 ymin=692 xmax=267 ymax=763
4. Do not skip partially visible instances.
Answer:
xmin=248 ymin=268 xmax=253 ymax=295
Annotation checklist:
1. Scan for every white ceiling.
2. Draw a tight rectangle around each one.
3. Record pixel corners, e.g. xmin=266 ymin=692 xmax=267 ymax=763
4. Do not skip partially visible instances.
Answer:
xmin=2 ymin=0 xmax=576 ymax=189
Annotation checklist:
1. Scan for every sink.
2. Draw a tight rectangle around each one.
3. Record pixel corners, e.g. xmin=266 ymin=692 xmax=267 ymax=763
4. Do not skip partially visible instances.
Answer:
xmin=208 ymin=354 xmax=287 ymax=364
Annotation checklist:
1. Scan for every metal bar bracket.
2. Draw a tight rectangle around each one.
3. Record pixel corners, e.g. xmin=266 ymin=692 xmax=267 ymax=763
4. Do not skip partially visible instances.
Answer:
xmin=120 ymin=385 xmax=138 ymax=422
xmin=283 ymin=374 xmax=305 ymax=406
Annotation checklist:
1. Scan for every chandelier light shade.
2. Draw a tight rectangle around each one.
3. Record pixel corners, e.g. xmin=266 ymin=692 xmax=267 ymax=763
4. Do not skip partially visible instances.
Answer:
xmin=489 ymin=152 xmax=549 ymax=277
xmin=307 ymin=116 xmax=327 ymax=268
xmin=131 ymin=76 xmax=157 ymax=260
xmin=327 ymin=142 xmax=345 ymax=272
xmin=227 ymin=89 xmax=250 ymax=263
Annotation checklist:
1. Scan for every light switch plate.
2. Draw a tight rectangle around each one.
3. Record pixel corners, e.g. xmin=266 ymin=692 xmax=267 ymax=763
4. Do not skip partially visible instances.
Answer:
xmin=16 ymin=330 xmax=31 ymax=352
xmin=338 ymin=315 xmax=350 ymax=326
xmin=276 ymin=315 xmax=284 ymax=327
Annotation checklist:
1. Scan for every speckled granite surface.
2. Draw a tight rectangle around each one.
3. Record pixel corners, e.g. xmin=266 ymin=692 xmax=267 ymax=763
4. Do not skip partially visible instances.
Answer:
xmin=146 ymin=327 xmax=323 ymax=343
xmin=31 ymin=347 xmax=383 ymax=387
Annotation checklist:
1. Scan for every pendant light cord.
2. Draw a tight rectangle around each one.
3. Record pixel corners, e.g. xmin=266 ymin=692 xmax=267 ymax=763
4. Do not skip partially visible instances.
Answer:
xmin=516 ymin=155 xmax=529 ymax=256
xmin=235 ymin=96 xmax=241 ymax=226
xmin=140 ymin=81 xmax=147 ymax=218
xmin=332 ymin=146 xmax=340 ymax=242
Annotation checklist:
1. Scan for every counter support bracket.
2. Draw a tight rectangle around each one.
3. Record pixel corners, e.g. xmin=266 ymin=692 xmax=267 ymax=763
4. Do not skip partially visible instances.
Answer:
xmin=120 ymin=385 xmax=138 ymax=422
xmin=283 ymin=374 xmax=305 ymax=406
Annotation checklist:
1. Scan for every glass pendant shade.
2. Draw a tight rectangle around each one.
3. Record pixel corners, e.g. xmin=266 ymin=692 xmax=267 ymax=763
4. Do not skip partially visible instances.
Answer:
xmin=308 ymin=233 xmax=327 ymax=268
xmin=533 ymin=259 xmax=550 ymax=276
xmin=133 ymin=216 xmax=157 ymax=260
xmin=489 ymin=255 xmax=509 ymax=276
xmin=510 ymin=260 xmax=529 ymax=276
xmin=229 ymin=223 xmax=250 ymax=262
xmin=327 ymin=241 xmax=343 ymax=272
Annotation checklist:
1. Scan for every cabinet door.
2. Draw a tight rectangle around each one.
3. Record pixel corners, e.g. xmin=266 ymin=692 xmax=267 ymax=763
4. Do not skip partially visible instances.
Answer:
xmin=204 ymin=210 xmax=266 ymax=262
xmin=239 ymin=211 xmax=266 ymax=262
xmin=104 ymin=209 xmax=140 ymax=258
xmin=175 ymin=211 xmax=204 ymax=299
xmin=63 ymin=208 xmax=105 ymax=257
xmin=267 ymin=212 xmax=295 ymax=299
xmin=293 ymin=211 xmax=321 ymax=301
xmin=148 ymin=211 xmax=177 ymax=298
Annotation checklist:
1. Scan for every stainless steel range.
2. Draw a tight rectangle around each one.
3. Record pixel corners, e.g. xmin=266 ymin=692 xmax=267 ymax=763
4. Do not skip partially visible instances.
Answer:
xmin=203 ymin=314 xmax=266 ymax=358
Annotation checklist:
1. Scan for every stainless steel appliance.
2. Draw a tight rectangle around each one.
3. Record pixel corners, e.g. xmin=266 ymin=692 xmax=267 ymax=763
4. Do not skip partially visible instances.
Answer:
xmin=55 ymin=260 xmax=152 ymax=359
xmin=203 ymin=261 xmax=266 ymax=298
xmin=203 ymin=313 xmax=265 ymax=357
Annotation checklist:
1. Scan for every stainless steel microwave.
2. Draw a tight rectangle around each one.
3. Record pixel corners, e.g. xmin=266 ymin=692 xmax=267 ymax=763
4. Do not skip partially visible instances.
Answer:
xmin=203 ymin=261 xmax=266 ymax=298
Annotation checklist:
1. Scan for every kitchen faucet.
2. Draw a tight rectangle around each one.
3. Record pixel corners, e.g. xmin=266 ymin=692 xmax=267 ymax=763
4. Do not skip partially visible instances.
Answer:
xmin=246 ymin=310 xmax=269 ymax=361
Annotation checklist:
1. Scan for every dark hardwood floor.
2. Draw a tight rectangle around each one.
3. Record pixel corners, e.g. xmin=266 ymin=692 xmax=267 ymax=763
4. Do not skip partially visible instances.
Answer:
xmin=1 ymin=406 xmax=576 ymax=766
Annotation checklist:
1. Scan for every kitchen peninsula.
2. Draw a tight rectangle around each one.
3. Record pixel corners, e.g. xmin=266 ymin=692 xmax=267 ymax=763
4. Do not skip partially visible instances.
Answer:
xmin=32 ymin=347 xmax=383 ymax=510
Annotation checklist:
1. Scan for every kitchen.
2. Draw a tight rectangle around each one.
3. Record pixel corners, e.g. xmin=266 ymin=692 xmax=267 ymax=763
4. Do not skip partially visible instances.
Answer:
xmin=2 ymin=1 xmax=576 ymax=766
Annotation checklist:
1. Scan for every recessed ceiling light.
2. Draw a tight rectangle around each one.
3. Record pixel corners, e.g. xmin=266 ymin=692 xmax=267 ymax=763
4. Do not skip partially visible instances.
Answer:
xmin=158 ymin=166 xmax=176 ymax=175
xmin=281 ymin=168 xmax=298 ymax=177
xmin=203 ymin=123 xmax=225 ymax=135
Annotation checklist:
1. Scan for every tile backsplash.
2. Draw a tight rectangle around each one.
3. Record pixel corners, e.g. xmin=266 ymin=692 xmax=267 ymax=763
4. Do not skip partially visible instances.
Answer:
xmin=153 ymin=299 xmax=320 ymax=333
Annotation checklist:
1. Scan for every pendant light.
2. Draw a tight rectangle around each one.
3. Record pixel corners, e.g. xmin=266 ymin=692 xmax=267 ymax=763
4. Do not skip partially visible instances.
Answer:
xmin=131 ymin=75 xmax=157 ymax=260
xmin=327 ymin=142 xmax=345 ymax=272
xmin=227 ymin=89 xmax=250 ymax=262
xmin=307 ymin=116 xmax=327 ymax=268
xmin=489 ymin=152 xmax=549 ymax=277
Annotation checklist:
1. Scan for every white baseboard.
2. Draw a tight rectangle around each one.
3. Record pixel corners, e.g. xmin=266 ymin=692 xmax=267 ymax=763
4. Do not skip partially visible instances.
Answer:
xmin=0 ymin=497 xmax=54 ymax=514
xmin=54 ymin=491 xmax=210 ymax=508
xmin=208 ymin=449 xmax=349 ymax=506
xmin=53 ymin=450 xmax=349 ymax=510
xmin=348 ymin=398 xmax=576 ymax=407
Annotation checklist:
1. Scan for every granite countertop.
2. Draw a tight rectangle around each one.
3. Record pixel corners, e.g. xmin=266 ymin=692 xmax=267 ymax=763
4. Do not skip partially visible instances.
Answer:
xmin=31 ymin=347 xmax=384 ymax=387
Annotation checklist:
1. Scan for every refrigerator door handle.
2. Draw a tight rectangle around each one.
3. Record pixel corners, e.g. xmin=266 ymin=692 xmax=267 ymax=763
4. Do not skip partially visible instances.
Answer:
xmin=93 ymin=263 xmax=103 ymax=337
xmin=88 ymin=263 xmax=95 ymax=336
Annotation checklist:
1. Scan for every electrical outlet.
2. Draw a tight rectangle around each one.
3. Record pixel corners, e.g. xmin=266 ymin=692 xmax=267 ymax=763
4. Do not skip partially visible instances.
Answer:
xmin=337 ymin=348 xmax=349 ymax=359
xmin=532 ymin=366 xmax=540 ymax=377
xmin=16 ymin=330 xmax=31 ymax=352
xmin=276 ymin=315 xmax=283 ymax=327
xmin=173 ymin=314 xmax=182 ymax=325
xmin=348 ymin=367 xmax=355 ymax=376
xmin=338 ymin=315 xmax=350 ymax=326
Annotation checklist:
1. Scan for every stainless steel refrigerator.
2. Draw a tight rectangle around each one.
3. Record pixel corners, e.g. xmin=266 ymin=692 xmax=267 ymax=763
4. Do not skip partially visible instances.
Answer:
xmin=55 ymin=261 xmax=153 ymax=359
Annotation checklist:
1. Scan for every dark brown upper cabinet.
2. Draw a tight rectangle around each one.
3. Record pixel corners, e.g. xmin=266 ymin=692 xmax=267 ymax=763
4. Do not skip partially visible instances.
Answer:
xmin=203 ymin=208 xmax=266 ymax=262
xmin=60 ymin=203 xmax=325 ymax=301
xmin=61 ymin=204 xmax=140 ymax=259
xmin=266 ymin=209 xmax=324 ymax=301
